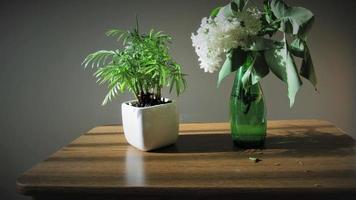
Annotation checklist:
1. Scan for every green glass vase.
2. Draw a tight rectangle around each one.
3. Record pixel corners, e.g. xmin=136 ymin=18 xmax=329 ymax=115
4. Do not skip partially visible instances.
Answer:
xmin=230 ymin=66 xmax=267 ymax=148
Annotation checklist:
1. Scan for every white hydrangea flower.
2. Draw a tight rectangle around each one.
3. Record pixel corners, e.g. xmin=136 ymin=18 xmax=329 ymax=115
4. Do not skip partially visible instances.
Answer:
xmin=191 ymin=9 xmax=262 ymax=73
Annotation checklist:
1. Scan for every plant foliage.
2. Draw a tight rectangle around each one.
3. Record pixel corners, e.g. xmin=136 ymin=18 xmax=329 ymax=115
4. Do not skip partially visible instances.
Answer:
xmin=83 ymin=21 xmax=186 ymax=107
xmin=203 ymin=0 xmax=317 ymax=107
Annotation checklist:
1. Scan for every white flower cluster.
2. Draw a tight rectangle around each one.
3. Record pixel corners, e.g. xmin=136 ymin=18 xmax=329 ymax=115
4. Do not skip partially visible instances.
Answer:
xmin=191 ymin=9 xmax=262 ymax=73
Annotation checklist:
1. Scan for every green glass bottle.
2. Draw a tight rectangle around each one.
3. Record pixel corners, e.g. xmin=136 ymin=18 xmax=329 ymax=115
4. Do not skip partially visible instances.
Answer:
xmin=230 ymin=65 xmax=267 ymax=148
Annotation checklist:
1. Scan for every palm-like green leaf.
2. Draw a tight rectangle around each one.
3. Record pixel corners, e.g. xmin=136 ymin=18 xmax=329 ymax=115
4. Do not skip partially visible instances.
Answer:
xmin=82 ymin=50 xmax=117 ymax=69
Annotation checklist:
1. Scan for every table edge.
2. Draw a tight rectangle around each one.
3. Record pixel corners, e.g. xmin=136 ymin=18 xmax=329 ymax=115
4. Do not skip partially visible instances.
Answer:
xmin=16 ymin=182 xmax=356 ymax=196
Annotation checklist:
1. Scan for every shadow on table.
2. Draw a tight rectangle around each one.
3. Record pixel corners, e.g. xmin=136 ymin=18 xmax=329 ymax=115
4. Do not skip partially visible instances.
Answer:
xmin=153 ymin=129 xmax=355 ymax=156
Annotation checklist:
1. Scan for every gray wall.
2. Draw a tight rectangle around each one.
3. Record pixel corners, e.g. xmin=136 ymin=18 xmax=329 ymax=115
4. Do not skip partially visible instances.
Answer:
xmin=0 ymin=0 xmax=355 ymax=199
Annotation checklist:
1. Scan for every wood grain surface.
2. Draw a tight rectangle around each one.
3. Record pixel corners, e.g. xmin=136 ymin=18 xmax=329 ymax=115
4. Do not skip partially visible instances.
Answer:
xmin=16 ymin=120 xmax=356 ymax=199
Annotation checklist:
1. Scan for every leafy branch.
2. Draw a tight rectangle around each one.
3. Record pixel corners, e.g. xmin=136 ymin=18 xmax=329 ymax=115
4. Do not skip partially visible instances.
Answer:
xmin=217 ymin=0 xmax=316 ymax=107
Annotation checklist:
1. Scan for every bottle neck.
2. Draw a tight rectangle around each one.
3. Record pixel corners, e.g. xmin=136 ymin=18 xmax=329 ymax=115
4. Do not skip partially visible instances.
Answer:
xmin=231 ymin=66 xmax=263 ymax=98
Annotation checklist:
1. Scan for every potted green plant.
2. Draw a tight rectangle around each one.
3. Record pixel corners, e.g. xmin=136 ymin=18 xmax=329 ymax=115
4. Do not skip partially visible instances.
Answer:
xmin=83 ymin=20 xmax=186 ymax=151
xmin=192 ymin=0 xmax=317 ymax=147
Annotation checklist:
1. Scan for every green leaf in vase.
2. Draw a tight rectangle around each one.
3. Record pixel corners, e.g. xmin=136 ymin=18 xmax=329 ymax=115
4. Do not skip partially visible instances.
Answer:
xmin=210 ymin=7 xmax=221 ymax=18
xmin=241 ymin=54 xmax=255 ymax=90
xmin=219 ymin=2 xmax=237 ymax=18
xmin=300 ymin=45 xmax=317 ymax=90
xmin=270 ymin=0 xmax=314 ymax=38
xmin=219 ymin=0 xmax=248 ymax=18
xmin=264 ymin=36 xmax=302 ymax=107
xmin=245 ymin=37 xmax=284 ymax=51
xmin=290 ymin=37 xmax=305 ymax=57
xmin=241 ymin=52 xmax=270 ymax=90
xmin=253 ymin=53 xmax=270 ymax=82
xmin=232 ymin=0 xmax=249 ymax=12
xmin=217 ymin=48 xmax=248 ymax=87
xmin=290 ymin=38 xmax=317 ymax=89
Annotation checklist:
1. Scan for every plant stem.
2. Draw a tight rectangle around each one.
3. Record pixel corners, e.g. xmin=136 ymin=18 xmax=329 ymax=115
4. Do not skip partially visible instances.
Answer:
xmin=156 ymin=85 xmax=162 ymax=101
xmin=135 ymin=15 xmax=139 ymax=33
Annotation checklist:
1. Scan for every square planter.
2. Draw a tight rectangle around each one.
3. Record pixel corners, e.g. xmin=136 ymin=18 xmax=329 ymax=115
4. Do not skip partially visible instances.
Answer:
xmin=121 ymin=99 xmax=179 ymax=151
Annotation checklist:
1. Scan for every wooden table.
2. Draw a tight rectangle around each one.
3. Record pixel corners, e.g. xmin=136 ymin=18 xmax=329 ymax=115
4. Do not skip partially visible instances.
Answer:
xmin=17 ymin=120 xmax=356 ymax=200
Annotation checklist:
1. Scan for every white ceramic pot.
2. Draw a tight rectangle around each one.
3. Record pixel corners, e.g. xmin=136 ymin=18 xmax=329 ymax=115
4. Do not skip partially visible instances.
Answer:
xmin=121 ymin=99 xmax=179 ymax=151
